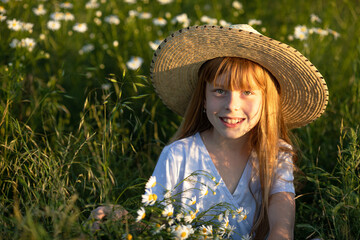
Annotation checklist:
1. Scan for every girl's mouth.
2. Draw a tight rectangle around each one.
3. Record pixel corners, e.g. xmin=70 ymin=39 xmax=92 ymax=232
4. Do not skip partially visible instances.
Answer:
xmin=220 ymin=117 xmax=244 ymax=126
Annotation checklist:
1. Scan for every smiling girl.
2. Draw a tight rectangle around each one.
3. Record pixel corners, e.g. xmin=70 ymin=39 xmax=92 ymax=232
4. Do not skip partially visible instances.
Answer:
xmin=149 ymin=25 xmax=328 ymax=239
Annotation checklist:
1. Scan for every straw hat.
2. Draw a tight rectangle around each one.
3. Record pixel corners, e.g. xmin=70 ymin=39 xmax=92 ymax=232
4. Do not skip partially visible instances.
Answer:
xmin=150 ymin=25 xmax=328 ymax=129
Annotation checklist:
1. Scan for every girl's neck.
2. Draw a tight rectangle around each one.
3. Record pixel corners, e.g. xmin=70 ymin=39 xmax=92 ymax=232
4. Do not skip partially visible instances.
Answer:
xmin=201 ymin=128 xmax=252 ymax=154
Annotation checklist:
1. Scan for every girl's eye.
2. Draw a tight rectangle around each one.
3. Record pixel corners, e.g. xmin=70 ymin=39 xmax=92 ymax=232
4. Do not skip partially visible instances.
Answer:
xmin=215 ymin=89 xmax=225 ymax=95
xmin=243 ymin=90 xmax=253 ymax=96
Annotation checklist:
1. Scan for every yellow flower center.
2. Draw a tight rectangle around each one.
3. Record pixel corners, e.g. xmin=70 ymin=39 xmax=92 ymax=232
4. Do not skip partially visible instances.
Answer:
xmin=127 ymin=234 xmax=133 ymax=240
xmin=167 ymin=212 xmax=173 ymax=217
xmin=243 ymin=215 xmax=247 ymax=220
xmin=181 ymin=232 xmax=187 ymax=238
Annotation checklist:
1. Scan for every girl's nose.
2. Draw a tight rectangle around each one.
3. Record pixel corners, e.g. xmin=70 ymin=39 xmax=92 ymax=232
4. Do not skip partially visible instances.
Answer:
xmin=226 ymin=91 xmax=242 ymax=111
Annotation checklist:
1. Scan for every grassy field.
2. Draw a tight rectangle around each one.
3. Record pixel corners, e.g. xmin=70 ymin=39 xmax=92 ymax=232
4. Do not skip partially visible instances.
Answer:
xmin=0 ymin=0 xmax=359 ymax=239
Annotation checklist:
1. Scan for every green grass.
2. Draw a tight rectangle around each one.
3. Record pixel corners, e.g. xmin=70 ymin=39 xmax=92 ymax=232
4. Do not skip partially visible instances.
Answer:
xmin=0 ymin=0 xmax=359 ymax=239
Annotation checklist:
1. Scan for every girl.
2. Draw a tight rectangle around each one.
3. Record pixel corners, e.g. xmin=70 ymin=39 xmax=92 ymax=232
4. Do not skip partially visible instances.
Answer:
xmin=91 ymin=24 xmax=328 ymax=239
xmin=148 ymin=24 xmax=328 ymax=239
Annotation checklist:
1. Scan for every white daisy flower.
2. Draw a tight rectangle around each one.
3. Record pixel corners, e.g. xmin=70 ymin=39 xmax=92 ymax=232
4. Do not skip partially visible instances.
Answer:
xmin=238 ymin=209 xmax=248 ymax=222
xmin=328 ymin=29 xmax=340 ymax=39
xmin=0 ymin=6 xmax=6 ymax=14
xmin=9 ymin=38 xmax=19 ymax=48
xmin=172 ymin=13 xmax=190 ymax=27
xmin=32 ymin=4 xmax=46 ymax=15
xmin=50 ymin=12 xmax=64 ymax=21
xmin=199 ymin=185 xmax=208 ymax=198
xmin=184 ymin=211 xmax=197 ymax=223
xmin=86 ymin=0 xmax=99 ymax=9
xmin=21 ymin=22 xmax=34 ymax=33
xmin=73 ymin=23 xmax=87 ymax=32
xmin=145 ymin=175 xmax=156 ymax=189
xmin=157 ymin=0 xmax=173 ymax=4
xmin=189 ymin=196 xmax=196 ymax=206
xmin=0 ymin=15 xmax=6 ymax=22
xmin=152 ymin=17 xmax=167 ymax=26
xmin=241 ymin=233 xmax=252 ymax=240
xmin=136 ymin=207 xmax=146 ymax=222
xmin=79 ymin=44 xmax=95 ymax=54
xmin=128 ymin=10 xmax=138 ymax=17
xmin=141 ymin=188 xmax=157 ymax=206
xmin=162 ymin=204 xmax=174 ymax=218
xmin=176 ymin=212 xmax=184 ymax=221
xmin=173 ymin=225 xmax=191 ymax=240
xmin=60 ymin=2 xmax=73 ymax=9
xmin=232 ymin=1 xmax=243 ymax=10
xmin=218 ymin=213 xmax=224 ymax=222
xmin=294 ymin=25 xmax=308 ymax=40
xmin=149 ymin=39 xmax=162 ymax=50
xmin=124 ymin=0 xmax=136 ymax=3
xmin=200 ymin=15 xmax=217 ymax=25
xmin=153 ymin=223 xmax=166 ymax=234
xmin=7 ymin=18 xmax=22 ymax=31
xmin=138 ymin=12 xmax=152 ymax=19
xmin=199 ymin=225 xmax=213 ymax=235
xmin=227 ymin=225 xmax=236 ymax=238
xmin=105 ymin=14 xmax=120 ymax=25
xmin=219 ymin=19 xmax=230 ymax=26
xmin=248 ymin=19 xmax=262 ymax=26
xmin=126 ymin=56 xmax=144 ymax=70
xmin=310 ymin=13 xmax=321 ymax=23
xmin=47 ymin=20 xmax=61 ymax=30
xmin=63 ymin=12 xmax=75 ymax=21
xmin=21 ymin=38 xmax=36 ymax=52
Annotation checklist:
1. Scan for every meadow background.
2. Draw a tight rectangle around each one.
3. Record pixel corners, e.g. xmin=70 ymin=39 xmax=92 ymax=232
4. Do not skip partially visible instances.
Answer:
xmin=0 ymin=0 xmax=359 ymax=239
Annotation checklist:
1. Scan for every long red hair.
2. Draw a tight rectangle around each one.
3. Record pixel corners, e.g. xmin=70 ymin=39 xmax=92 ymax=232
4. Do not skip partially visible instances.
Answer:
xmin=172 ymin=57 xmax=294 ymax=239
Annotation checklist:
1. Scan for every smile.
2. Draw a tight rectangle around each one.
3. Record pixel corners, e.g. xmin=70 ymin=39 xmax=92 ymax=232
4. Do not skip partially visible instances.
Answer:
xmin=220 ymin=117 xmax=244 ymax=125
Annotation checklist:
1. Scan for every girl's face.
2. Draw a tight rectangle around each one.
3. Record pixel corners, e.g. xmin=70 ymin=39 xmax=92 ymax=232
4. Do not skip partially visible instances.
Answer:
xmin=204 ymin=73 xmax=262 ymax=141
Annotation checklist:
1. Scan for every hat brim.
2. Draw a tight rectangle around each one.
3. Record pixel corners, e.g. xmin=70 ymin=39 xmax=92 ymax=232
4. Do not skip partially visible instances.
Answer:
xmin=150 ymin=25 xmax=328 ymax=129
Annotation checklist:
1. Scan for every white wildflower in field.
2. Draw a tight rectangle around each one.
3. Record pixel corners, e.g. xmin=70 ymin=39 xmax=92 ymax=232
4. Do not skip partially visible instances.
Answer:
xmin=237 ymin=209 xmax=248 ymax=222
xmin=232 ymin=1 xmax=243 ymax=10
xmin=64 ymin=12 xmax=75 ymax=21
xmin=126 ymin=56 xmax=144 ymax=70
xmin=113 ymin=40 xmax=119 ymax=47
xmin=199 ymin=225 xmax=213 ymax=236
xmin=172 ymin=13 xmax=190 ymax=27
xmin=79 ymin=44 xmax=95 ymax=54
xmin=189 ymin=196 xmax=196 ymax=205
xmin=95 ymin=10 xmax=102 ymax=17
xmin=104 ymin=15 xmax=120 ymax=25
xmin=33 ymin=4 xmax=46 ymax=15
xmin=136 ymin=207 xmax=146 ymax=222
xmin=227 ymin=224 xmax=236 ymax=238
xmin=128 ymin=10 xmax=138 ymax=17
xmin=199 ymin=185 xmax=208 ymax=198
xmin=141 ymin=188 xmax=157 ymax=206
xmin=152 ymin=17 xmax=167 ymax=26
xmin=162 ymin=204 xmax=174 ymax=218
xmin=145 ymin=175 xmax=156 ymax=189
xmin=328 ymin=29 xmax=340 ymax=39
xmin=149 ymin=39 xmax=162 ymax=50
xmin=85 ymin=0 xmax=99 ymax=9
xmin=51 ymin=12 xmax=64 ymax=21
xmin=0 ymin=15 xmax=6 ymax=22
xmin=219 ymin=19 xmax=231 ymax=27
xmin=21 ymin=22 xmax=34 ymax=32
xmin=176 ymin=212 xmax=184 ymax=221
xmin=124 ymin=0 xmax=136 ymax=4
xmin=248 ymin=19 xmax=262 ymax=26
xmin=101 ymin=83 xmax=111 ymax=90
xmin=157 ymin=0 xmax=174 ymax=4
xmin=310 ymin=13 xmax=321 ymax=23
xmin=7 ymin=18 xmax=22 ymax=31
xmin=0 ymin=6 xmax=6 ymax=14
xmin=93 ymin=17 xmax=101 ymax=25
xmin=200 ymin=15 xmax=217 ymax=25
xmin=47 ymin=20 xmax=61 ymax=30
xmin=184 ymin=211 xmax=197 ymax=223
xmin=9 ymin=38 xmax=19 ymax=48
xmin=241 ymin=233 xmax=252 ymax=240
xmin=21 ymin=38 xmax=36 ymax=52
xmin=294 ymin=25 xmax=308 ymax=40
xmin=73 ymin=23 xmax=87 ymax=32
xmin=153 ymin=223 xmax=165 ymax=234
xmin=173 ymin=225 xmax=193 ymax=240
xmin=138 ymin=12 xmax=152 ymax=19
xmin=60 ymin=2 xmax=73 ymax=9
